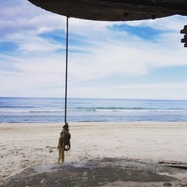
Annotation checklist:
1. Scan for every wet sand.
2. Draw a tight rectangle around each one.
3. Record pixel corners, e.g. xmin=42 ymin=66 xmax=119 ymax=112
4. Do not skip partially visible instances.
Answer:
xmin=1 ymin=122 xmax=187 ymax=186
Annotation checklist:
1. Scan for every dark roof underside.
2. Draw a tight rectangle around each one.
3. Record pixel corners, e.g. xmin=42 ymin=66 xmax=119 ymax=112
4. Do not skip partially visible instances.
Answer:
xmin=28 ymin=0 xmax=187 ymax=21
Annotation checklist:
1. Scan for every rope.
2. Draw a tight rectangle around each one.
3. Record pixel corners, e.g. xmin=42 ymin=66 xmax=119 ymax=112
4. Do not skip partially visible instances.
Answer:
xmin=58 ymin=17 xmax=71 ymax=163
xmin=64 ymin=17 xmax=69 ymax=124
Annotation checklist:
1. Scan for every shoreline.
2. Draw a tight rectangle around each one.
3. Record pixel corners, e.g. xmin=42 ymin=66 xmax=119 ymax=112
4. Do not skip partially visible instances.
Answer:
xmin=1 ymin=122 xmax=187 ymax=185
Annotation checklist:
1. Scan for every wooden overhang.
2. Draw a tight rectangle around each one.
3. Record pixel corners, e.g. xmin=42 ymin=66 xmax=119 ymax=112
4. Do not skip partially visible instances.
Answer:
xmin=28 ymin=0 xmax=187 ymax=21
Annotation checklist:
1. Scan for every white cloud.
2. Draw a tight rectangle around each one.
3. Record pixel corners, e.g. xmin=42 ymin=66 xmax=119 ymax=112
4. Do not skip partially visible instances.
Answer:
xmin=68 ymin=82 xmax=187 ymax=100
xmin=1 ymin=0 xmax=187 ymax=99
xmin=125 ymin=15 xmax=187 ymax=31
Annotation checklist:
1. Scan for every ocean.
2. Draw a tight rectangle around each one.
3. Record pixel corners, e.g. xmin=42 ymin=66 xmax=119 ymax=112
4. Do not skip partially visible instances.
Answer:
xmin=0 ymin=97 xmax=187 ymax=123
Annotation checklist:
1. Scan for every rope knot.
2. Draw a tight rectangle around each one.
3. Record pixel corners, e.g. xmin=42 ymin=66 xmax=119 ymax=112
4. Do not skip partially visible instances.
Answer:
xmin=61 ymin=123 xmax=71 ymax=151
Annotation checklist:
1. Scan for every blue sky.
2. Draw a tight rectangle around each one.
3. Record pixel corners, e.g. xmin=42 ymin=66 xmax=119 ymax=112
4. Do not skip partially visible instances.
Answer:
xmin=0 ymin=0 xmax=187 ymax=99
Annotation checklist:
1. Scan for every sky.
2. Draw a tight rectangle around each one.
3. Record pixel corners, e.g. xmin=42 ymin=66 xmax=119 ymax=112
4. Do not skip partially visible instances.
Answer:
xmin=0 ymin=0 xmax=187 ymax=100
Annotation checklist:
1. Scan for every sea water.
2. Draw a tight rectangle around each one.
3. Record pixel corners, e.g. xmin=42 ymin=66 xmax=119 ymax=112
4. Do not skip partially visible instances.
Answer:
xmin=0 ymin=97 xmax=187 ymax=123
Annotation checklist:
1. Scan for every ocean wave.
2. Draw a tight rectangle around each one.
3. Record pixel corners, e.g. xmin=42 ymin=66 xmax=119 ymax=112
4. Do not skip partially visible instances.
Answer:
xmin=77 ymin=106 xmax=148 ymax=110
xmin=0 ymin=109 xmax=64 ymax=113
xmin=0 ymin=106 xmax=35 ymax=109
xmin=1 ymin=98 xmax=187 ymax=123
xmin=75 ymin=107 xmax=186 ymax=112
xmin=0 ymin=107 xmax=187 ymax=114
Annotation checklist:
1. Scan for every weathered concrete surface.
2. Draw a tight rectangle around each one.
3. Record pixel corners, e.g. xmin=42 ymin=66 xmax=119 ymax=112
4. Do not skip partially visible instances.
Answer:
xmin=1 ymin=158 xmax=187 ymax=187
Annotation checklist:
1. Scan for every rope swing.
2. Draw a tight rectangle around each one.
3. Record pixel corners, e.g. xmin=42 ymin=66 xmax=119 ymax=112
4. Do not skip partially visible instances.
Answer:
xmin=63 ymin=16 xmax=71 ymax=150
xmin=57 ymin=17 xmax=71 ymax=164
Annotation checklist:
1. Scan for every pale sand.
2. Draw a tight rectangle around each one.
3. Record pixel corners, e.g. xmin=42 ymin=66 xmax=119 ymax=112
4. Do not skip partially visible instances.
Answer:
xmin=1 ymin=122 xmax=187 ymax=186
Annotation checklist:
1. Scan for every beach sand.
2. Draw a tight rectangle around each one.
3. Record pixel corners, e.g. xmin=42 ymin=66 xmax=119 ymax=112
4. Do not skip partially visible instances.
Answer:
xmin=1 ymin=122 xmax=187 ymax=186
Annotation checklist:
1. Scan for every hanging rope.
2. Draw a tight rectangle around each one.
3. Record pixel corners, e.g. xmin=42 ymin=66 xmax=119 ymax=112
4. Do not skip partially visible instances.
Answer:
xmin=64 ymin=16 xmax=69 ymax=124
xmin=57 ymin=17 xmax=71 ymax=164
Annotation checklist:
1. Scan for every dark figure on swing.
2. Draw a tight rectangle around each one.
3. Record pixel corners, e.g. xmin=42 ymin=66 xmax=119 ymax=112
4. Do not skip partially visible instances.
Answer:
xmin=57 ymin=123 xmax=71 ymax=163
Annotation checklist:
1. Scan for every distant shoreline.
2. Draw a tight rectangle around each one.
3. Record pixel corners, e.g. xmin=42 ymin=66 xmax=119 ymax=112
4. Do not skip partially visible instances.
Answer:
xmin=0 ymin=96 xmax=187 ymax=101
